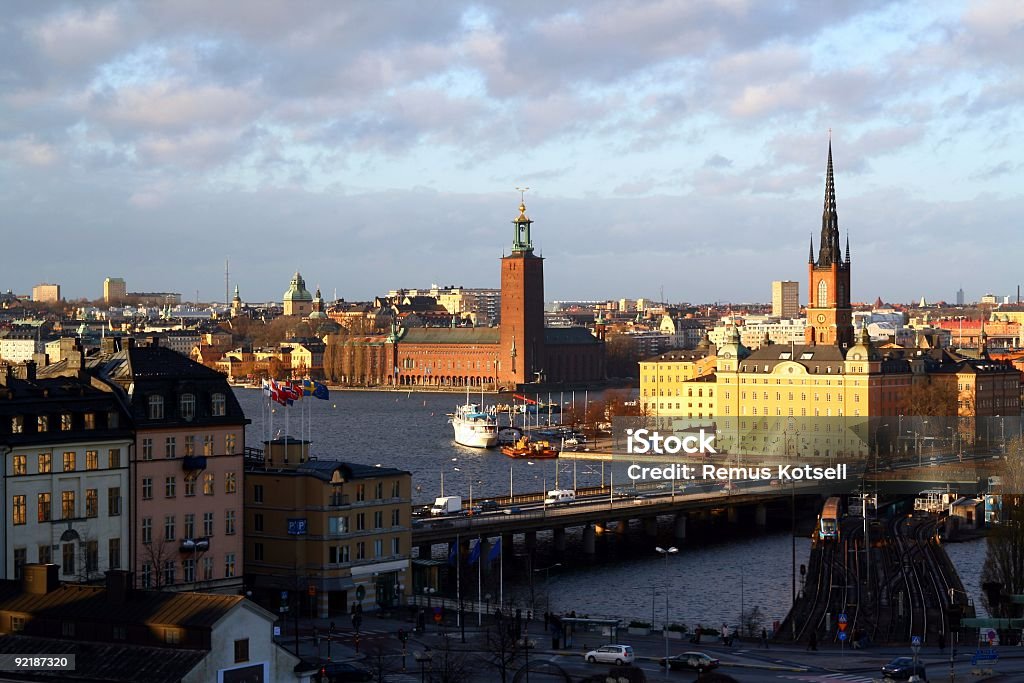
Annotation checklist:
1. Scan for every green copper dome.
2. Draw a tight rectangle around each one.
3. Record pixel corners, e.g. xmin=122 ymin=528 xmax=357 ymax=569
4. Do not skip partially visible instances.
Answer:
xmin=283 ymin=272 xmax=313 ymax=302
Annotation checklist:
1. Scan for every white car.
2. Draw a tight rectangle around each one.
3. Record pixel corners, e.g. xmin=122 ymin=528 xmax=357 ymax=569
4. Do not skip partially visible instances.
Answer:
xmin=585 ymin=644 xmax=634 ymax=666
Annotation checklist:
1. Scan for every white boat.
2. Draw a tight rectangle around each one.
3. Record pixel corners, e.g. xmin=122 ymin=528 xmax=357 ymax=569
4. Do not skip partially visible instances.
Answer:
xmin=449 ymin=402 xmax=498 ymax=448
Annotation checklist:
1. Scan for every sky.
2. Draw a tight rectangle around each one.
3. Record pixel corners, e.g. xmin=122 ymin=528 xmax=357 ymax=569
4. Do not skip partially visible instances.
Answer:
xmin=1 ymin=1 xmax=1022 ymax=306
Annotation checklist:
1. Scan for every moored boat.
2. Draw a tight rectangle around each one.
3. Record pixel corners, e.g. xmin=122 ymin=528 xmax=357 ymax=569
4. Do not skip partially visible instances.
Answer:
xmin=501 ymin=436 xmax=559 ymax=459
xmin=449 ymin=402 xmax=498 ymax=448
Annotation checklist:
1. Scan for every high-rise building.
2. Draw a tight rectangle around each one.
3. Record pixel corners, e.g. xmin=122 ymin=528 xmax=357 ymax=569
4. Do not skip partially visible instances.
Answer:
xmin=956 ymin=288 xmax=965 ymax=306
xmin=31 ymin=284 xmax=60 ymax=303
xmin=103 ymin=277 xmax=126 ymax=304
xmin=771 ymin=281 xmax=799 ymax=318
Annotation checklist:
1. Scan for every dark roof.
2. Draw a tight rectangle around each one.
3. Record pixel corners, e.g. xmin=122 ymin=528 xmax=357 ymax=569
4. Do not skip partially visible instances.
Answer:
xmin=544 ymin=327 xmax=601 ymax=345
xmin=0 ymin=635 xmax=205 ymax=683
xmin=296 ymin=459 xmax=409 ymax=481
xmin=400 ymin=328 xmax=500 ymax=344
xmin=0 ymin=376 xmax=132 ymax=447
xmin=107 ymin=346 xmax=228 ymax=381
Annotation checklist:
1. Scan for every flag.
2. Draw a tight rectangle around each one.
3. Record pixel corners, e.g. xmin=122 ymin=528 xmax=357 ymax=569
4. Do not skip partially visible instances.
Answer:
xmin=287 ymin=382 xmax=303 ymax=402
xmin=487 ymin=537 xmax=501 ymax=563
xmin=261 ymin=379 xmax=271 ymax=397
xmin=301 ymin=379 xmax=314 ymax=396
xmin=447 ymin=542 xmax=457 ymax=566
xmin=467 ymin=539 xmax=482 ymax=566
xmin=269 ymin=380 xmax=287 ymax=406
xmin=313 ymin=381 xmax=330 ymax=400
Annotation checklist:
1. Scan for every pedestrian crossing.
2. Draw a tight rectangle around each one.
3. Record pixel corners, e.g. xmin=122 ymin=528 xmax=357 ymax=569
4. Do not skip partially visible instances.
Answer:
xmin=779 ymin=674 xmax=879 ymax=683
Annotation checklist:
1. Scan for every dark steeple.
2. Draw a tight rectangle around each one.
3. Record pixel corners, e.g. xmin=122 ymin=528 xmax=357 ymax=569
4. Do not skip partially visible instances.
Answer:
xmin=817 ymin=141 xmax=841 ymax=266
xmin=808 ymin=236 xmax=814 ymax=263
xmin=845 ymin=234 xmax=850 ymax=263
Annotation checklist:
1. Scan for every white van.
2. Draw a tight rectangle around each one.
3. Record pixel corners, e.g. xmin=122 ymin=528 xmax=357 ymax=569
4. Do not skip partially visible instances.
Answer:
xmin=545 ymin=489 xmax=576 ymax=506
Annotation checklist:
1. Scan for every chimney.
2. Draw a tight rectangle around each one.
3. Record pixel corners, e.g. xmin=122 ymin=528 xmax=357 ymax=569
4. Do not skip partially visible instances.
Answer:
xmin=23 ymin=360 xmax=36 ymax=382
xmin=32 ymin=352 xmax=48 ymax=369
xmin=0 ymin=364 xmax=11 ymax=387
xmin=105 ymin=570 xmax=134 ymax=603
xmin=23 ymin=564 xmax=60 ymax=595
xmin=100 ymin=337 xmax=118 ymax=354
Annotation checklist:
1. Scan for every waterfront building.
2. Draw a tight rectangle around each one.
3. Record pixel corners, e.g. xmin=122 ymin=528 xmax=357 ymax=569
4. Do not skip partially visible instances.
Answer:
xmin=0 ymin=362 xmax=132 ymax=582
xmin=0 ymin=566 xmax=301 ymax=682
xmin=244 ymin=438 xmax=412 ymax=618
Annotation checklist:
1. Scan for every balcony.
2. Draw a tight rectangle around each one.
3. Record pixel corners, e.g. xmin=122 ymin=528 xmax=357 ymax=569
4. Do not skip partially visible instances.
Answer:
xmin=329 ymin=493 xmax=350 ymax=507
xmin=182 ymin=456 xmax=207 ymax=472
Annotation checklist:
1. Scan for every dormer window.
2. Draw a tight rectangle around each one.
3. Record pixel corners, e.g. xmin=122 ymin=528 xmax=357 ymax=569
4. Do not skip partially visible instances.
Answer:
xmin=148 ymin=395 xmax=164 ymax=420
xmin=180 ymin=394 xmax=196 ymax=421
xmin=211 ymin=393 xmax=226 ymax=417
xmin=61 ymin=413 xmax=73 ymax=431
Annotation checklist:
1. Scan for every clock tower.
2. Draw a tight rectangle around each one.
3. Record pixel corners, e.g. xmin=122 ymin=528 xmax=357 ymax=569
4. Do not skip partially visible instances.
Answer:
xmin=805 ymin=142 xmax=854 ymax=348
xmin=499 ymin=197 xmax=546 ymax=387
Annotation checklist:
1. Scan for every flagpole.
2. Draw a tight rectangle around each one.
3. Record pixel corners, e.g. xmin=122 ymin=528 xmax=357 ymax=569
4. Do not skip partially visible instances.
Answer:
xmin=499 ymin=536 xmax=504 ymax=610
xmin=456 ymin=534 xmax=461 ymax=628
xmin=477 ymin=536 xmax=482 ymax=626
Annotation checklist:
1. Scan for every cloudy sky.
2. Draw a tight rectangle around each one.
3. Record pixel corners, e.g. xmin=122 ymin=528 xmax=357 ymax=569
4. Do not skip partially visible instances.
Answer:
xmin=2 ymin=1 xmax=1021 ymax=306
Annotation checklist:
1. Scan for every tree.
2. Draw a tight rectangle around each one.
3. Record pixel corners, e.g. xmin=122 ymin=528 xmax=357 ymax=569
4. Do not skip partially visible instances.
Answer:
xmin=141 ymin=540 xmax=177 ymax=590
xmin=981 ymin=436 xmax=1024 ymax=617
xmin=483 ymin=613 xmax=523 ymax=683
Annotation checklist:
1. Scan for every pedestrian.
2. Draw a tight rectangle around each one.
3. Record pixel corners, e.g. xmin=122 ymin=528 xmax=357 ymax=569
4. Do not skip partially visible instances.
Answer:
xmin=761 ymin=627 xmax=768 ymax=648
xmin=694 ymin=624 xmax=702 ymax=644
xmin=937 ymin=632 xmax=946 ymax=653
xmin=721 ymin=623 xmax=729 ymax=646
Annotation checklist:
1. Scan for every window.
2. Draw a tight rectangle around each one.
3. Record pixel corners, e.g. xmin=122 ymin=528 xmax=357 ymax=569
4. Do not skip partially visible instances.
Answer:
xmin=254 ymin=543 xmax=264 ymax=561
xmin=375 ymin=482 xmax=384 ymax=499
xmin=108 ymin=487 xmax=121 ymax=516
xmin=356 ymin=513 xmax=365 ymax=531
xmin=107 ymin=411 xmax=119 ymax=429
xmin=203 ymin=512 xmax=214 ymax=536
xmin=253 ymin=485 xmax=264 ymax=504
xmin=38 ymin=544 xmax=51 ymax=564
xmin=180 ymin=393 xmax=196 ymax=421
xmin=12 ymin=455 xmax=26 ymax=475
xmin=142 ymin=517 xmax=152 ymax=544
xmin=165 ymin=437 xmax=176 ymax=458
xmin=85 ymin=489 xmax=98 ymax=517
xmin=374 ymin=539 xmax=383 ymax=557
xmin=329 ymin=517 xmax=347 ymax=534
xmin=113 ymin=624 xmax=126 ymax=641
xmin=202 ymin=556 xmax=214 ymax=580
xmin=355 ymin=484 xmax=365 ymax=502
xmin=86 ymin=450 xmax=98 ymax=470
xmin=63 ymin=451 xmax=76 ymax=472
xmin=84 ymin=413 xmax=96 ymax=430
xmin=234 ymin=638 xmax=249 ymax=663
xmin=61 ymin=491 xmax=75 ymax=519
xmin=85 ymin=540 xmax=98 ymax=573
xmin=392 ymin=537 xmax=400 ymax=555
xmin=164 ymin=514 xmax=175 ymax=541
xmin=224 ymin=553 xmax=236 ymax=578
xmin=142 ymin=477 xmax=153 ymax=500
xmin=225 ymin=509 xmax=236 ymax=535
xmin=185 ymin=435 xmax=195 ymax=456
xmin=148 ymin=395 xmax=164 ymax=419
xmin=11 ymin=416 xmax=23 ymax=434
xmin=391 ymin=509 xmax=400 ymax=526
xmin=203 ymin=435 xmax=213 ymax=456
xmin=203 ymin=473 xmax=214 ymax=495
xmin=184 ymin=513 xmax=195 ymax=539
xmin=37 ymin=415 xmax=48 ymax=432
xmin=374 ymin=511 xmax=383 ymax=529
xmin=225 ymin=472 xmax=236 ymax=494
xmin=254 ymin=513 xmax=264 ymax=532
xmin=165 ymin=476 xmax=176 ymax=498
xmin=183 ymin=558 xmax=195 ymax=583
xmin=12 ymin=496 xmax=26 ymax=525
xmin=212 ymin=393 xmax=226 ymax=417
xmin=184 ymin=478 xmax=196 ymax=497
xmin=163 ymin=561 xmax=176 ymax=586
xmin=62 ymin=621 xmax=76 ymax=637
xmin=330 ymin=546 xmax=350 ymax=563
xmin=11 ymin=615 xmax=25 ymax=632
xmin=356 ymin=542 xmax=365 ymax=559
xmin=391 ymin=481 xmax=400 ymax=498
xmin=62 ymin=543 xmax=75 ymax=575
xmin=225 ymin=433 xmax=236 ymax=454
xmin=108 ymin=448 xmax=121 ymax=468
xmin=141 ymin=562 xmax=152 ymax=588
xmin=37 ymin=493 xmax=51 ymax=522
xmin=142 ymin=438 xmax=153 ymax=460
xmin=61 ymin=413 xmax=72 ymax=431
xmin=38 ymin=452 xmax=51 ymax=473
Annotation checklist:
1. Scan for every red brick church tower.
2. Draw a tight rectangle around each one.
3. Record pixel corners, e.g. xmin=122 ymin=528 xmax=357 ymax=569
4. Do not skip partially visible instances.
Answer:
xmin=805 ymin=142 xmax=854 ymax=348
xmin=499 ymin=196 xmax=546 ymax=387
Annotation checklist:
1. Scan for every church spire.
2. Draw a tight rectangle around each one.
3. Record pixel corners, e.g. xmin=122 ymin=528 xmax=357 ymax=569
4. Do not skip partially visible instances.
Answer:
xmin=845 ymin=233 xmax=850 ymax=263
xmin=817 ymin=140 xmax=841 ymax=266
xmin=808 ymin=235 xmax=814 ymax=264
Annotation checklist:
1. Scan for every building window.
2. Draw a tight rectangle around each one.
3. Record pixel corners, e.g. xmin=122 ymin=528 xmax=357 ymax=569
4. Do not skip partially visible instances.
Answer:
xmin=391 ymin=481 xmax=400 ymax=498
xmin=141 ymin=562 xmax=152 ymax=588
xmin=184 ymin=435 xmax=195 ymax=456
xmin=12 ymin=455 xmax=26 ymax=475
xmin=391 ymin=509 xmax=400 ymax=526
xmin=329 ymin=517 xmax=347 ymax=534
xmin=37 ymin=493 xmax=51 ymax=522
xmin=374 ymin=511 xmax=383 ymax=529
xmin=11 ymin=416 xmax=23 ymax=434
xmin=61 ymin=491 xmax=75 ymax=519
xmin=38 ymin=452 xmax=51 ymax=473
xmin=148 ymin=395 xmax=164 ymax=419
xmin=374 ymin=539 xmax=383 ymax=557
xmin=165 ymin=437 xmax=176 ymax=458
xmin=212 ymin=393 xmax=227 ymax=417
xmin=203 ymin=473 xmax=214 ymax=495
xmin=84 ymin=413 xmax=96 ymax=430
xmin=142 ymin=477 xmax=153 ymax=500
xmin=85 ymin=540 xmax=98 ymax=573
xmin=392 ymin=537 xmax=401 ymax=555
xmin=253 ymin=485 xmax=264 ymax=504
xmin=254 ymin=543 xmax=264 ymax=561
xmin=224 ymin=553 xmax=236 ymax=578
xmin=164 ymin=515 xmax=175 ymax=541
xmin=62 ymin=544 xmax=75 ymax=575
xmin=226 ymin=433 xmax=237 ymax=454
xmin=356 ymin=513 xmax=365 ymax=531
xmin=180 ymin=393 xmax=196 ymax=421
xmin=254 ymin=513 xmax=263 ymax=532
xmin=203 ymin=435 xmax=214 ymax=456
xmin=356 ymin=542 xmax=365 ymax=559
xmin=165 ymin=476 xmax=176 ymax=498
xmin=61 ymin=413 xmax=72 ymax=431
xmin=62 ymin=621 xmax=76 ymax=637
xmin=356 ymin=484 xmax=365 ymax=502
xmin=184 ymin=478 xmax=196 ymax=497
xmin=184 ymin=513 xmax=195 ymax=539
xmin=112 ymin=624 xmax=126 ymax=641
xmin=108 ymin=448 xmax=121 ymax=468
xmin=375 ymin=482 xmax=384 ymax=499
xmin=12 ymin=496 xmax=26 ymax=526
xmin=86 ymin=450 xmax=98 ymax=470
xmin=142 ymin=438 xmax=153 ymax=460
xmin=183 ymin=558 xmax=195 ymax=583
xmin=202 ymin=556 xmax=214 ymax=580
xmin=108 ymin=487 xmax=121 ymax=516
xmin=225 ymin=472 xmax=236 ymax=494
xmin=63 ymin=451 xmax=76 ymax=472
xmin=37 ymin=415 xmax=49 ymax=432
xmin=142 ymin=517 xmax=152 ymax=545
xmin=225 ymin=510 xmax=236 ymax=535
xmin=107 ymin=411 xmax=119 ymax=429
xmin=38 ymin=544 xmax=51 ymax=564
xmin=85 ymin=489 xmax=98 ymax=518
xmin=163 ymin=561 xmax=176 ymax=586
xmin=203 ymin=512 xmax=214 ymax=537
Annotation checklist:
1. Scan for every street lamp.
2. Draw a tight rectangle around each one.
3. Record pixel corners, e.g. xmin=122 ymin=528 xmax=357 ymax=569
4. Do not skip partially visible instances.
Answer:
xmin=655 ymin=546 xmax=678 ymax=679
xmin=531 ymin=563 xmax=561 ymax=614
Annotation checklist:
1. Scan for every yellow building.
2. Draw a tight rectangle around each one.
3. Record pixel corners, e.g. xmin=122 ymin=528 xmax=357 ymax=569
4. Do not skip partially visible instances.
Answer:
xmin=640 ymin=338 xmax=717 ymax=417
xmin=244 ymin=438 xmax=412 ymax=618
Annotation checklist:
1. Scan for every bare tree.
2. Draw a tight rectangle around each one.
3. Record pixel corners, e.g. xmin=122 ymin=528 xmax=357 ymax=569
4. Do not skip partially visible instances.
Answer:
xmin=982 ymin=436 xmax=1024 ymax=617
xmin=141 ymin=540 xmax=177 ymax=590
xmin=483 ymin=615 xmax=523 ymax=683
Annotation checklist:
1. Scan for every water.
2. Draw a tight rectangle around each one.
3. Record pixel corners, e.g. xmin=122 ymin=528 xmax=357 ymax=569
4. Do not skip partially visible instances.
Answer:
xmin=236 ymin=388 xmax=815 ymax=628
xmin=944 ymin=538 xmax=988 ymax=617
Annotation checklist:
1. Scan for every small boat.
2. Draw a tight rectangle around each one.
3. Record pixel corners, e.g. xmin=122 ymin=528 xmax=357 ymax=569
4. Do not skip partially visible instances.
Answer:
xmin=498 ymin=427 xmax=523 ymax=445
xmin=501 ymin=436 xmax=559 ymax=459
xmin=449 ymin=402 xmax=498 ymax=449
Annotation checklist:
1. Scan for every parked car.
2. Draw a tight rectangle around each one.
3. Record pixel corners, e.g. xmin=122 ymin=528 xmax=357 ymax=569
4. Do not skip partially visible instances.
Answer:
xmin=881 ymin=656 xmax=928 ymax=681
xmin=585 ymin=644 xmax=634 ymax=666
xmin=658 ymin=652 xmax=720 ymax=672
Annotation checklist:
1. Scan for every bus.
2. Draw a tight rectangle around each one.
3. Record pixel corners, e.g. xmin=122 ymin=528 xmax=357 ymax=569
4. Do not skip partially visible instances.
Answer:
xmin=820 ymin=496 xmax=843 ymax=541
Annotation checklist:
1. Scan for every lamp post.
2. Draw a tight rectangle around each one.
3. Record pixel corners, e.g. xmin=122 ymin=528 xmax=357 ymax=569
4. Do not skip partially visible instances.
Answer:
xmin=655 ymin=546 xmax=678 ymax=679
xmin=531 ymin=563 xmax=560 ymax=615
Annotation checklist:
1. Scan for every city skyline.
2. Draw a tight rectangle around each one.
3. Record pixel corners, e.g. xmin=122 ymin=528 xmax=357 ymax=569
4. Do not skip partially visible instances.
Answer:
xmin=1 ymin=1 xmax=1021 ymax=304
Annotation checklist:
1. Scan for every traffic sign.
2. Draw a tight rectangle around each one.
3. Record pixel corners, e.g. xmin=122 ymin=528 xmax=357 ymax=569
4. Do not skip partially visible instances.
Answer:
xmin=433 ymin=612 xmax=442 ymax=623
xmin=838 ymin=631 xmax=847 ymax=641
xmin=986 ymin=629 xmax=997 ymax=644
xmin=837 ymin=613 xmax=848 ymax=625
xmin=911 ymin=635 xmax=921 ymax=652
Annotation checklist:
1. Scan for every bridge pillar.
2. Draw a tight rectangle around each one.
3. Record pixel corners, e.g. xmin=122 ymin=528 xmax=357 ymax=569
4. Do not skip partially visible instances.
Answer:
xmin=553 ymin=527 xmax=566 ymax=553
xmin=525 ymin=531 xmax=537 ymax=554
xmin=755 ymin=504 xmax=767 ymax=528
xmin=673 ymin=513 xmax=687 ymax=541
xmin=644 ymin=517 xmax=658 ymax=537
xmin=417 ymin=543 xmax=433 ymax=561
xmin=582 ymin=524 xmax=596 ymax=555
xmin=727 ymin=506 xmax=739 ymax=525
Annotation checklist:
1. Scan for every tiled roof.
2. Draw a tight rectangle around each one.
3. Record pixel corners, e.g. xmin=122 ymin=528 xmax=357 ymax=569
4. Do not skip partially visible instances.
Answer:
xmin=544 ymin=327 xmax=601 ymax=345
